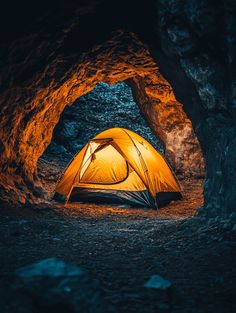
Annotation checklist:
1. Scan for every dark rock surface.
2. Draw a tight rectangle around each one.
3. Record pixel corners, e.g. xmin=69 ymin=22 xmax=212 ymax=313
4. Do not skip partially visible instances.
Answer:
xmin=13 ymin=258 xmax=107 ymax=313
xmin=44 ymin=82 xmax=162 ymax=163
xmin=153 ymin=0 xmax=236 ymax=215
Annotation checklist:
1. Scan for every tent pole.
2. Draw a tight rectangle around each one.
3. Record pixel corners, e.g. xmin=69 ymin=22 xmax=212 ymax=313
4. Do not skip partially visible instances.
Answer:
xmin=64 ymin=140 xmax=102 ymax=205
xmin=121 ymin=129 xmax=156 ymax=197
xmin=65 ymin=185 xmax=74 ymax=205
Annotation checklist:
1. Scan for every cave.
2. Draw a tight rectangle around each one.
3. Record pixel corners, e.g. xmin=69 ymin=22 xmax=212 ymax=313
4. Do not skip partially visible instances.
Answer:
xmin=0 ymin=30 xmax=204 ymax=205
xmin=40 ymin=80 xmax=203 ymax=207
xmin=41 ymin=81 xmax=186 ymax=207
xmin=0 ymin=1 xmax=235 ymax=312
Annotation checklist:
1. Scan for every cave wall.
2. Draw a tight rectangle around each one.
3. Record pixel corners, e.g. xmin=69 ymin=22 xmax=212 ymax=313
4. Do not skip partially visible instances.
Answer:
xmin=129 ymin=75 xmax=204 ymax=177
xmin=152 ymin=0 xmax=236 ymax=215
xmin=0 ymin=30 xmax=202 ymax=203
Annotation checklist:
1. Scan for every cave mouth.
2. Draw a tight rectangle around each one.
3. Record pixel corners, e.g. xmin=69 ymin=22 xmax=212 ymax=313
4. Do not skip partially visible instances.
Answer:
xmin=0 ymin=29 xmax=205 ymax=211
xmin=43 ymin=81 xmax=163 ymax=164
xmin=39 ymin=81 xmax=164 ymax=201
xmin=38 ymin=81 xmax=204 ymax=213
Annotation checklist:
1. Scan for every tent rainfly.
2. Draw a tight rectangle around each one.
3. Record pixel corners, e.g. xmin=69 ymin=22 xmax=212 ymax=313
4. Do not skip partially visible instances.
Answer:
xmin=55 ymin=128 xmax=182 ymax=208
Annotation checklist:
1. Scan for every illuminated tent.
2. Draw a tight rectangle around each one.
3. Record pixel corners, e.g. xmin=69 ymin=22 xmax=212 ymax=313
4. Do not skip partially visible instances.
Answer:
xmin=55 ymin=128 xmax=182 ymax=208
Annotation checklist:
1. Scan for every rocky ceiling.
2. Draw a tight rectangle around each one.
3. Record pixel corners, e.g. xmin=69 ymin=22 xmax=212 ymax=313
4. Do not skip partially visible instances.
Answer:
xmin=0 ymin=0 xmax=235 ymax=215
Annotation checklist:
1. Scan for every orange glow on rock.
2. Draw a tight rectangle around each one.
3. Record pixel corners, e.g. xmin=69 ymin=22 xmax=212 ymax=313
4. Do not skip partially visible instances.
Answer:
xmin=0 ymin=31 xmax=204 ymax=203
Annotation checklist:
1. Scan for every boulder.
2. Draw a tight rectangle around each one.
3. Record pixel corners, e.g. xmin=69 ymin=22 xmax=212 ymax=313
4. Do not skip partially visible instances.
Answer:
xmin=14 ymin=258 xmax=107 ymax=313
xmin=144 ymin=274 xmax=173 ymax=307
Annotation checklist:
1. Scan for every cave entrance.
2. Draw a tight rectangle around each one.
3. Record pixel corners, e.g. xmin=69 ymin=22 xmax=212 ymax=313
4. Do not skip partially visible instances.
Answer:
xmin=39 ymin=81 xmax=164 ymax=201
xmin=43 ymin=81 xmax=163 ymax=165
xmin=38 ymin=81 xmax=204 ymax=213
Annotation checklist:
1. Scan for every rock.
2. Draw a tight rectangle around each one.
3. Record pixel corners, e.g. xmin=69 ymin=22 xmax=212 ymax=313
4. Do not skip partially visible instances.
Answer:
xmin=14 ymin=258 xmax=107 ymax=313
xmin=144 ymin=274 xmax=172 ymax=290
xmin=144 ymin=274 xmax=173 ymax=307
xmin=16 ymin=258 xmax=83 ymax=278
xmin=59 ymin=120 xmax=80 ymax=142
xmin=18 ymin=219 xmax=28 ymax=225
xmin=52 ymin=237 xmax=61 ymax=241
xmin=232 ymin=224 xmax=236 ymax=232
xmin=130 ymin=76 xmax=204 ymax=177
xmin=222 ymin=223 xmax=230 ymax=230
xmin=45 ymin=141 xmax=68 ymax=156
xmin=157 ymin=0 xmax=236 ymax=215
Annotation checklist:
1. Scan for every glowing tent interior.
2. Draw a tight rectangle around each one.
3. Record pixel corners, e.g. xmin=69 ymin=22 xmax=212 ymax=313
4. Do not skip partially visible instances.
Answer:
xmin=55 ymin=128 xmax=182 ymax=208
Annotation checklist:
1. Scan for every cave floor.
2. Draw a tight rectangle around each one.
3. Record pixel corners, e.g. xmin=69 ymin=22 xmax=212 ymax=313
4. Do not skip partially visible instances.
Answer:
xmin=0 ymin=178 xmax=236 ymax=313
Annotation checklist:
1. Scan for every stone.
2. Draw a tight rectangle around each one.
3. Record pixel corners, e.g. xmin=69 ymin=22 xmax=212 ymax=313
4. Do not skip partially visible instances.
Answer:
xmin=15 ymin=258 xmax=107 ymax=313
xmin=144 ymin=274 xmax=173 ymax=306
xmin=52 ymin=237 xmax=61 ymax=241
xmin=144 ymin=275 xmax=172 ymax=290
xmin=16 ymin=258 xmax=83 ymax=278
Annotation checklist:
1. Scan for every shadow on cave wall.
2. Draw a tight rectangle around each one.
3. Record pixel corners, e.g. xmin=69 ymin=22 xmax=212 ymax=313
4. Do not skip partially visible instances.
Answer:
xmin=42 ymin=81 xmax=163 ymax=166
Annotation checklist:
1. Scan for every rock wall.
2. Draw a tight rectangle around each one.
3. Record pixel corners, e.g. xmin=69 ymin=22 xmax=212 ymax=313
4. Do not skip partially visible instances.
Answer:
xmin=153 ymin=0 xmax=236 ymax=215
xmin=129 ymin=75 xmax=204 ymax=177
xmin=0 ymin=30 xmax=203 ymax=203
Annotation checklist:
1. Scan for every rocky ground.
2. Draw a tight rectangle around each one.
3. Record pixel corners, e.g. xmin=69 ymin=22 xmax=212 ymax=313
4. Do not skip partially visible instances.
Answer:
xmin=0 ymin=170 xmax=235 ymax=312
xmin=1 ymin=81 xmax=235 ymax=313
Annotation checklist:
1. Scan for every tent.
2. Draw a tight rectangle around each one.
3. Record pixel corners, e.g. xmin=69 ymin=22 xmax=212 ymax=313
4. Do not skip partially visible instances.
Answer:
xmin=55 ymin=128 xmax=182 ymax=208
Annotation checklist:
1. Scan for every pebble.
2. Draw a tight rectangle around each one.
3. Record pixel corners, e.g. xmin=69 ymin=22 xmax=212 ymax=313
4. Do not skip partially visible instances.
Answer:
xmin=52 ymin=237 xmax=61 ymax=241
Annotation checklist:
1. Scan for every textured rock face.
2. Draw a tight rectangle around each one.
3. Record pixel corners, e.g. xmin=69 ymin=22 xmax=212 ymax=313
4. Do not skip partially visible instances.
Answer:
xmin=129 ymin=75 xmax=204 ymax=177
xmin=154 ymin=0 xmax=236 ymax=215
xmin=0 ymin=30 xmax=202 ymax=203
xmin=44 ymin=81 xmax=163 ymax=163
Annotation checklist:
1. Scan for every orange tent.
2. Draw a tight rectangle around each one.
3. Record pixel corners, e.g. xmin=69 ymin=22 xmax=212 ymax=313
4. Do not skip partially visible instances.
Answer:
xmin=55 ymin=128 xmax=182 ymax=208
